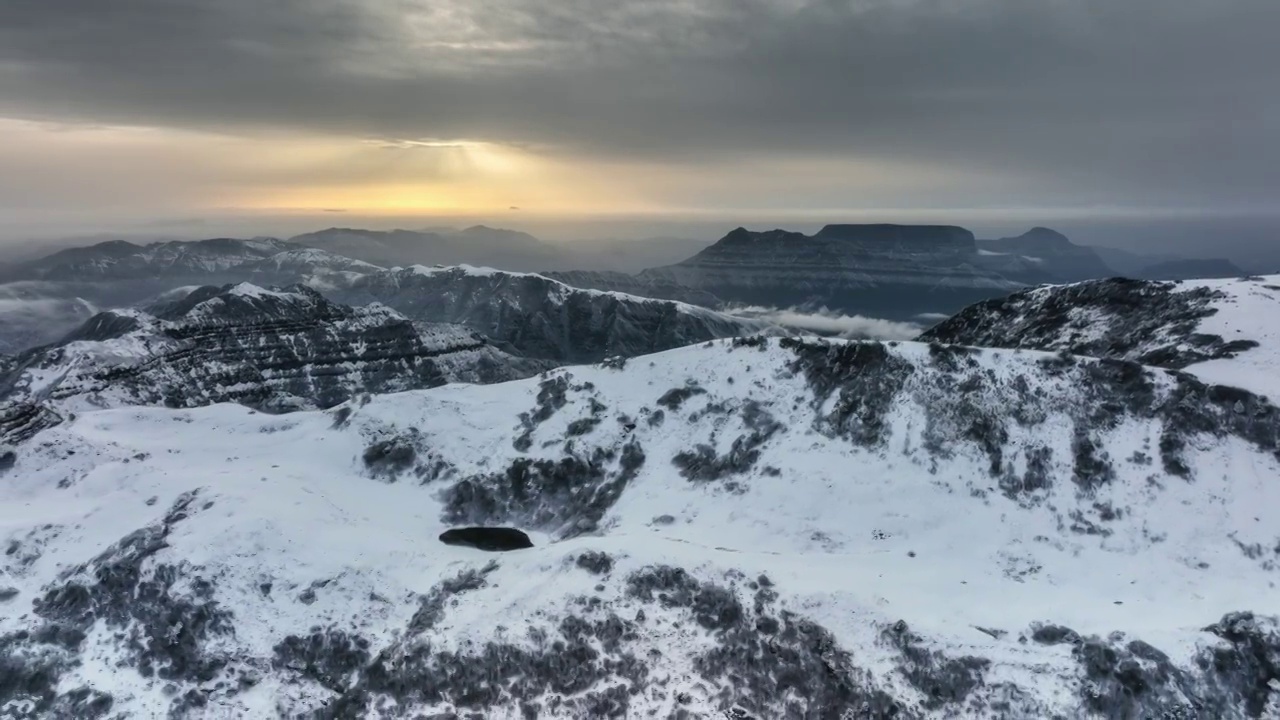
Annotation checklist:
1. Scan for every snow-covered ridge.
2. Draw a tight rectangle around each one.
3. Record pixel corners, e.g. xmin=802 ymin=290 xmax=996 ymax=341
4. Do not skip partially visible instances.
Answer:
xmin=401 ymin=263 xmax=728 ymax=317
xmin=1 ymin=337 xmax=1277 ymax=717
xmin=329 ymin=264 xmax=778 ymax=364
xmin=920 ymin=273 xmax=1280 ymax=398
xmin=0 ymin=283 xmax=542 ymax=422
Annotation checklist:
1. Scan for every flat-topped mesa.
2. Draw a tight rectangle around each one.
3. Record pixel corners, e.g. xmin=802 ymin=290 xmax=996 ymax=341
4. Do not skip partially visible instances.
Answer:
xmin=813 ymin=224 xmax=977 ymax=251
xmin=644 ymin=223 xmax=1019 ymax=319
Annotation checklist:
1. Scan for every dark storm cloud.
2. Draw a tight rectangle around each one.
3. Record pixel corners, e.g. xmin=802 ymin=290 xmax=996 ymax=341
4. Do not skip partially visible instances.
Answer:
xmin=1 ymin=0 xmax=1277 ymax=205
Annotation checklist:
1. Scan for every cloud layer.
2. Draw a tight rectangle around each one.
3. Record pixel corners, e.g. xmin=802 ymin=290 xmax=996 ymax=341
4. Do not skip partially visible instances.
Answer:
xmin=729 ymin=305 xmax=924 ymax=341
xmin=0 ymin=0 xmax=1276 ymax=219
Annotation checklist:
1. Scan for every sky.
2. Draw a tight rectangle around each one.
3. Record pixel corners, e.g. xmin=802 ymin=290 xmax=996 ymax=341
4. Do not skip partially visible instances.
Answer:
xmin=1 ymin=0 xmax=1278 ymax=243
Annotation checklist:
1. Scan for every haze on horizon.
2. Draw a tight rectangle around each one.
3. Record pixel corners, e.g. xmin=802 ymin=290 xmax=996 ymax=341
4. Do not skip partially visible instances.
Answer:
xmin=1 ymin=0 xmax=1277 ymax=252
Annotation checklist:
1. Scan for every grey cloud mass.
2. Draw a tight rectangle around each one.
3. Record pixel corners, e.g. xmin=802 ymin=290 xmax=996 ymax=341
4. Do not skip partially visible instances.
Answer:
xmin=1 ymin=0 xmax=1277 ymax=207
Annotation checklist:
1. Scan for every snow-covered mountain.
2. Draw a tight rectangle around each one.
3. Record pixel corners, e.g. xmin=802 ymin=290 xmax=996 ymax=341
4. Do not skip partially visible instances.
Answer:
xmin=0 ymin=283 xmax=545 ymax=427
xmin=0 ymin=243 xmax=371 ymax=354
xmin=1 ymin=335 xmax=1277 ymax=717
xmin=328 ymin=265 xmax=774 ymax=364
xmin=639 ymin=224 xmax=1025 ymax=320
xmin=919 ymin=274 xmax=1280 ymax=398
xmin=5 ymin=238 xmax=298 ymax=282
xmin=540 ymin=269 xmax=724 ymax=308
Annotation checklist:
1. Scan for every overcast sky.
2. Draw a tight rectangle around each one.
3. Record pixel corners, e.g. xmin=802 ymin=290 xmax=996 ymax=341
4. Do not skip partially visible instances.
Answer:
xmin=1 ymin=0 xmax=1277 ymax=238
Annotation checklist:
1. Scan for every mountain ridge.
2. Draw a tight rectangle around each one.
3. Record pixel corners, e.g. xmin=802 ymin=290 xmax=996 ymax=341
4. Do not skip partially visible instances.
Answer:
xmin=0 ymin=336 xmax=1277 ymax=716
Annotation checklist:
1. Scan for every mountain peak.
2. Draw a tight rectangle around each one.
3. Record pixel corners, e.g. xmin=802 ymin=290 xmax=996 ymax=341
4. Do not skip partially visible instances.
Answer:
xmin=713 ymin=227 xmax=806 ymax=246
xmin=1019 ymin=227 xmax=1074 ymax=246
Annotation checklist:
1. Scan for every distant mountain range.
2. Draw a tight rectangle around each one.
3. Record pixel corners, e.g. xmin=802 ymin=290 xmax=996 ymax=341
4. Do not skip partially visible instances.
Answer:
xmin=637 ymin=224 xmax=1024 ymax=320
xmin=290 ymin=226 xmax=559 ymax=271
xmin=288 ymin=226 xmax=713 ymax=273
xmin=0 ymin=223 xmax=1252 ymax=355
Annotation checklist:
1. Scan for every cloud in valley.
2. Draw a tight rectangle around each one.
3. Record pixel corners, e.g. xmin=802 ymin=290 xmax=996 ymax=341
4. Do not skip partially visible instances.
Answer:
xmin=729 ymin=305 xmax=924 ymax=341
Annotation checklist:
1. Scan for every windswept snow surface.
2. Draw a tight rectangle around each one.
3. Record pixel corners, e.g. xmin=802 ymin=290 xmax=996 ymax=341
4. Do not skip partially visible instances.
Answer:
xmin=2 ymin=337 xmax=1279 ymax=717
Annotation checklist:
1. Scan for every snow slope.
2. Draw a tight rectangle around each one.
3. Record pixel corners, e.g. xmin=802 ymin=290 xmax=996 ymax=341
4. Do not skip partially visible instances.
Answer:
xmin=2 ymin=337 xmax=1278 ymax=718
xmin=921 ymin=274 xmax=1280 ymax=398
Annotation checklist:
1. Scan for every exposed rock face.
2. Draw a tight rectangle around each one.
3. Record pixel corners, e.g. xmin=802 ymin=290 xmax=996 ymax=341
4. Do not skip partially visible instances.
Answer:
xmin=918 ymin=274 xmax=1280 ymax=397
xmin=0 ymin=283 xmax=545 ymax=428
xmin=1 ymin=336 xmax=1278 ymax=717
xmin=640 ymin=224 xmax=1024 ymax=320
xmin=540 ymin=269 xmax=723 ymax=308
xmin=975 ymin=227 xmax=1117 ymax=283
xmin=329 ymin=265 xmax=773 ymax=363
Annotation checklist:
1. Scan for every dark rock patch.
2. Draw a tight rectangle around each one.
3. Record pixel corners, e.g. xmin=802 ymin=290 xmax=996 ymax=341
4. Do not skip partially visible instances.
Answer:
xmin=317 ymin=602 xmax=649 ymax=719
xmin=361 ymin=434 xmax=418 ymax=479
xmin=576 ymin=551 xmax=614 ymax=575
xmin=513 ymin=375 xmax=570 ymax=451
xmin=626 ymin=564 xmax=912 ymax=718
xmin=1031 ymin=623 xmax=1082 ymax=646
xmin=781 ymin=338 xmax=913 ymax=447
xmin=438 ymin=527 xmax=533 ymax=552
xmin=656 ymin=384 xmax=707 ymax=411
xmin=274 ymin=629 xmax=371 ymax=693
xmin=672 ymin=401 xmax=783 ymax=486
xmin=882 ymin=620 xmax=990 ymax=709
xmin=443 ymin=440 xmax=645 ymax=538
xmin=2 ymin=491 xmax=233 ymax=717
xmin=409 ymin=561 xmax=500 ymax=634
xmin=1023 ymin=612 xmax=1280 ymax=718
